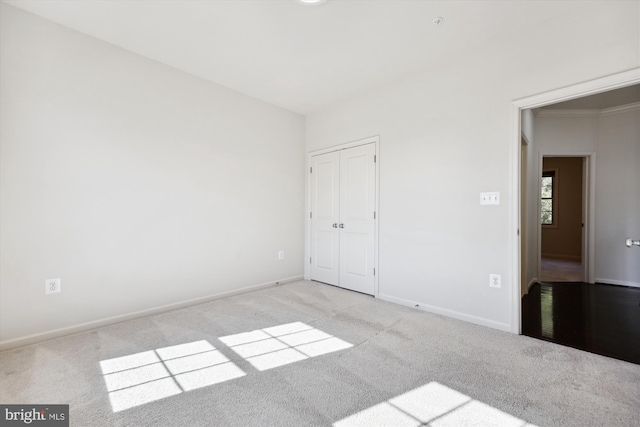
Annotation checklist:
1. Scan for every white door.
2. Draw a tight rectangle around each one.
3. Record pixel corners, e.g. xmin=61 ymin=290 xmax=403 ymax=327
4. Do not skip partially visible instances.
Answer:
xmin=310 ymin=151 xmax=340 ymax=286
xmin=339 ymin=143 xmax=376 ymax=294
xmin=310 ymin=143 xmax=376 ymax=295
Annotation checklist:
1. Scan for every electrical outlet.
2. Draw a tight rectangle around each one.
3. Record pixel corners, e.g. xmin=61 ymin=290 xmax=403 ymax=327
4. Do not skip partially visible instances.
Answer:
xmin=46 ymin=278 xmax=61 ymax=294
xmin=489 ymin=274 xmax=501 ymax=288
xmin=278 ymin=250 xmax=284 ymax=260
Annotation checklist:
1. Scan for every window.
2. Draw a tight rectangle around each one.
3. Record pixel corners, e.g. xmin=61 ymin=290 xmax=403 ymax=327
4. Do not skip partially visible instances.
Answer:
xmin=541 ymin=170 xmax=557 ymax=227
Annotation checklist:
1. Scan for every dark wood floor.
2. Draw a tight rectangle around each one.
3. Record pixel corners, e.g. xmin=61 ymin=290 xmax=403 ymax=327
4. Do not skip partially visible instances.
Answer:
xmin=522 ymin=282 xmax=640 ymax=364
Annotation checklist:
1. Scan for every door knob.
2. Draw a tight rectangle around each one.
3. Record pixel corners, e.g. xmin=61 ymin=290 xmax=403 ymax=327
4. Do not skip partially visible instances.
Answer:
xmin=625 ymin=238 xmax=640 ymax=247
xmin=339 ymin=223 xmax=344 ymax=228
xmin=332 ymin=223 xmax=338 ymax=228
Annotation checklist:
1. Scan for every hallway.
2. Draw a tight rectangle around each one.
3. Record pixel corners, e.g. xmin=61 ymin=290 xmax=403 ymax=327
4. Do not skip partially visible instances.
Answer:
xmin=540 ymin=257 xmax=583 ymax=282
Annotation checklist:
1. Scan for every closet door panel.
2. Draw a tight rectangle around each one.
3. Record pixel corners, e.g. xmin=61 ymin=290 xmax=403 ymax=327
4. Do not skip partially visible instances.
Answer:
xmin=310 ymin=152 xmax=340 ymax=286
xmin=339 ymin=144 xmax=376 ymax=295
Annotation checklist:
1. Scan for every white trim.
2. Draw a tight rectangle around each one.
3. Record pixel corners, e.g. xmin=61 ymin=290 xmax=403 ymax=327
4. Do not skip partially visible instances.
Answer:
xmin=594 ymin=278 xmax=640 ymax=288
xmin=0 ymin=275 xmax=303 ymax=351
xmin=600 ymin=101 xmax=640 ymax=117
xmin=534 ymin=102 xmax=640 ymax=118
xmin=527 ymin=278 xmax=539 ymax=293
xmin=535 ymin=109 xmax=600 ymax=118
xmin=509 ymin=104 xmax=520 ymax=333
xmin=305 ymin=136 xmax=380 ymax=297
xmin=513 ymin=69 xmax=640 ymax=109
xmin=510 ymin=68 xmax=640 ymax=336
xmin=308 ymin=135 xmax=380 ymax=157
xmin=379 ymin=294 xmax=511 ymax=332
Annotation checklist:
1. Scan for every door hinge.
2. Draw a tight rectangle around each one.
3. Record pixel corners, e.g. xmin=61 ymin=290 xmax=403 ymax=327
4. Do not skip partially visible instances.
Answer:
xmin=374 ymin=211 xmax=376 ymax=219
xmin=310 ymin=167 xmax=312 ymax=173
xmin=374 ymin=155 xmax=376 ymax=163
xmin=310 ymin=212 xmax=312 ymax=219
xmin=310 ymin=257 xmax=312 ymax=264
xmin=374 ymin=268 xmax=376 ymax=276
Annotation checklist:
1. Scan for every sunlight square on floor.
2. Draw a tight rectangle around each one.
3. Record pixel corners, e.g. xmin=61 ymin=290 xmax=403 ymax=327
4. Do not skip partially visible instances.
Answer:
xmin=100 ymin=340 xmax=245 ymax=412
xmin=163 ymin=349 xmax=230 ymax=375
xmin=108 ymin=377 xmax=182 ymax=413
xmin=246 ymin=347 xmax=309 ymax=371
xmin=389 ymin=382 xmax=471 ymax=423
xmin=228 ymin=337 xmax=289 ymax=359
xmin=219 ymin=322 xmax=353 ymax=371
xmin=333 ymin=382 xmax=538 ymax=427
xmin=174 ymin=362 xmax=246 ymax=392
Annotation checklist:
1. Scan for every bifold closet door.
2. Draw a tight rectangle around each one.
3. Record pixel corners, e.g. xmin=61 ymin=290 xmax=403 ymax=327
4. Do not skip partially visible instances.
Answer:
xmin=310 ymin=143 xmax=375 ymax=295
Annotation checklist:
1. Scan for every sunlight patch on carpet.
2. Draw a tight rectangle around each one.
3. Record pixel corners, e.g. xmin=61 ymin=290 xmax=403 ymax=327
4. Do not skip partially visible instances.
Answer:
xmin=333 ymin=382 xmax=539 ymax=427
xmin=100 ymin=340 xmax=245 ymax=412
xmin=100 ymin=323 xmax=352 ymax=412
xmin=220 ymin=321 xmax=353 ymax=371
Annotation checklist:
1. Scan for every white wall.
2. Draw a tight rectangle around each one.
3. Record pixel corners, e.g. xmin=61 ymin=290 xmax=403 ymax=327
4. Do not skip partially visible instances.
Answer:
xmin=0 ymin=5 xmax=305 ymax=345
xmin=595 ymin=108 xmax=640 ymax=286
xmin=306 ymin=2 xmax=639 ymax=331
xmin=533 ymin=108 xmax=639 ymax=287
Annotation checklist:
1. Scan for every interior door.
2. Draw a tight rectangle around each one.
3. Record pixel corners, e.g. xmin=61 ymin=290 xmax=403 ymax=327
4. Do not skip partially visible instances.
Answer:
xmin=309 ymin=143 xmax=376 ymax=295
xmin=310 ymin=151 xmax=340 ymax=286
xmin=339 ymin=143 xmax=376 ymax=294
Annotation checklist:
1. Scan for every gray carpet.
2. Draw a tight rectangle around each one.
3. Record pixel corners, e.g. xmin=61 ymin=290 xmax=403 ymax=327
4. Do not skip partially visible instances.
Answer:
xmin=1 ymin=280 xmax=638 ymax=426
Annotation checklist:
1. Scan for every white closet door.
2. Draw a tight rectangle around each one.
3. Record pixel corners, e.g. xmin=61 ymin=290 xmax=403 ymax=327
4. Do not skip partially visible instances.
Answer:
xmin=310 ymin=151 xmax=340 ymax=286
xmin=339 ymin=144 xmax=376 ymax=295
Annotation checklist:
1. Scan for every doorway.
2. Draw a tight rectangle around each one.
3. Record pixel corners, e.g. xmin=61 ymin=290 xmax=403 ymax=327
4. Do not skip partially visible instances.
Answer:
xmin=539 ymin=156 xmax=586 ymax=282
xmin=512 ymin=69 xmax=640 ymax=334
xmin=515 ymin=75 xmax=640 ymax=362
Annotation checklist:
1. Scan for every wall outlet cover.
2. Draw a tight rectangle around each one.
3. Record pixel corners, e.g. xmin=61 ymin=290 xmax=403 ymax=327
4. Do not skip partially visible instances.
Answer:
xmin=46 ymin=278 xmax=61 ymax=294
xmin=489 ymin=274 xmax=501 ymax=288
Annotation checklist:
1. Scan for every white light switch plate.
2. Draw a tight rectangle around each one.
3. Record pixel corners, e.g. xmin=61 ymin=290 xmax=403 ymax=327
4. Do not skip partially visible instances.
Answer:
xmin=480 ymin=192 xmax=500 ymax=205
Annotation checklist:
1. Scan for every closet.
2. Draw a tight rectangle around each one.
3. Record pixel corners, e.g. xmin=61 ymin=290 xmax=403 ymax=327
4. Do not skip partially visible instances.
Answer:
xmin=309 ymin=142 xmax=376 ymax=295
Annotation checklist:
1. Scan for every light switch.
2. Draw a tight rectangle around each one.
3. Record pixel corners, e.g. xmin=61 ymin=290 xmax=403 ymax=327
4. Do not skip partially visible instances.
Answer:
xmin=480 ymin=192 xmax=500 ymax=205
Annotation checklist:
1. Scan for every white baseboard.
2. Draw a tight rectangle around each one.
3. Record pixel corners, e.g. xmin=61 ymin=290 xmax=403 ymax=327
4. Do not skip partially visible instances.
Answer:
xmin=378 ymin=293 xmax=512 ymax=333
xmin=594 ymin=278 xmax=640 ymax=288
xmin=0 ymin=275 xmax=304 ymax=352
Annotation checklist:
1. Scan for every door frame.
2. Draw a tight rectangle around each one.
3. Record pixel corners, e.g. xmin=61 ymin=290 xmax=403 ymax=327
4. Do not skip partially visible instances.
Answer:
xmin=305 ymin=135 xmax=380 ymax=297
xmin=510 ymin=68 xmax=640 ymax=334
xmin=536 ymin=153 xmax=594 ymax=284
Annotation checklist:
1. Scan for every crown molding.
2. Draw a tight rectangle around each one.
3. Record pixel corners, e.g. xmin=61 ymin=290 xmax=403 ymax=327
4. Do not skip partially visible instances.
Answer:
xmin=600 ymin=102 xmax=640 ymax=117
xmin=534 ymin=109 xmax=599 ymax=118
xmin=534 ymin=101 xmax=640 ymax=118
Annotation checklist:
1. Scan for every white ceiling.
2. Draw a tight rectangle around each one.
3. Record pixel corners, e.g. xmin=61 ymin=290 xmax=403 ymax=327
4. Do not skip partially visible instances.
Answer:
xmin=1 ymin=0 xmax=623 ymax=114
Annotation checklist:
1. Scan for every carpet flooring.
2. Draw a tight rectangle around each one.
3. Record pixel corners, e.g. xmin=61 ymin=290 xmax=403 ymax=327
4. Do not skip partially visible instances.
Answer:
xmin=1 ymin=280 xmax=639 ymax=426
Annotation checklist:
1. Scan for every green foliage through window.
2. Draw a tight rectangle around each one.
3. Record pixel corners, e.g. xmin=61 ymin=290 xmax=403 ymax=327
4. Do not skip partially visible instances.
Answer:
xmin=541 ymin=171 xmax=555 ymax=225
